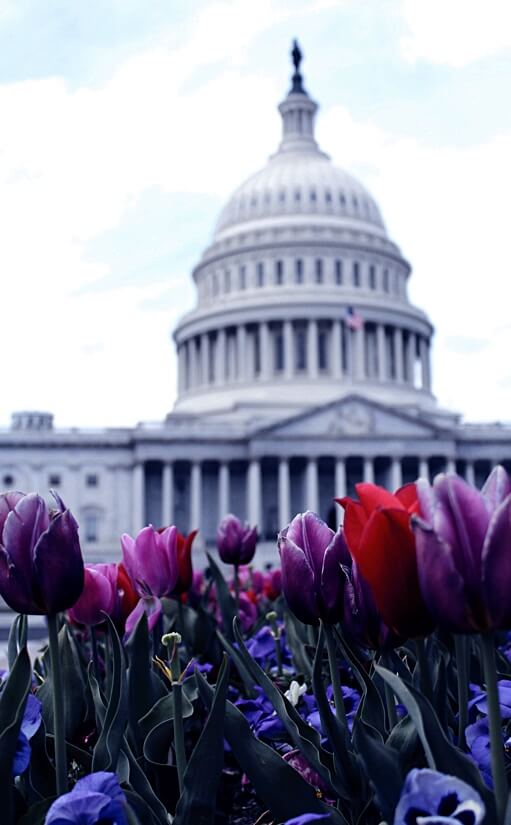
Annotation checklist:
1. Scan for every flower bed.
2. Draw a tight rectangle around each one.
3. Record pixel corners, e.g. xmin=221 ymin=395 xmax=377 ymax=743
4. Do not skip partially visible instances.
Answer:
xmin=0 ymin=469 xmax=509 ymax=824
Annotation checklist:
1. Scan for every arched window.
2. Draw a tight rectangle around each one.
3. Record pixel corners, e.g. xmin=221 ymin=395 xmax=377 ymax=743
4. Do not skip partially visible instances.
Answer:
xmin=83 ymin=510 xmax=100 ymax=543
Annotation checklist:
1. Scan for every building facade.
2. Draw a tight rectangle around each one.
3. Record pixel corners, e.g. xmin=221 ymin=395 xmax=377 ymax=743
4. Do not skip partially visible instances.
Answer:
xmin=1 ymin=49 xmax=510 ymax=565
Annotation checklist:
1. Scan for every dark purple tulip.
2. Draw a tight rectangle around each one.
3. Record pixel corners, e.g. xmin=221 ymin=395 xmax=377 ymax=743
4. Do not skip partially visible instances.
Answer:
xmin=278 ymin=511 xmax=349 ymax=625
xmin=343 ymin=559 xmax=403 ymax=650
xmin=0 ymin=492 xmax=84 ymax=616
xmin=413 ymin=466 xmax=511 ymax=633
xmin=121 ymin=525 xmax=179 ymax=598
xmin=216 ymin=514 xmax=257 ymax=565
xmin=68 ymin=564 xmax=117 ymax=626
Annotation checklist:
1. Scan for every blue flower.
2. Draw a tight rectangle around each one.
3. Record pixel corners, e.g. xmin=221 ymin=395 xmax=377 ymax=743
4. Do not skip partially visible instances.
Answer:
xmin=394 ymin=768 xmax=485 ymax=825
xmin=14 ymin=693 xmax=42 ymax=776
xmin=283 ymin=815 xmax=330 ymax=825
xmin=44 ymin=771 xmax=127 ymax=825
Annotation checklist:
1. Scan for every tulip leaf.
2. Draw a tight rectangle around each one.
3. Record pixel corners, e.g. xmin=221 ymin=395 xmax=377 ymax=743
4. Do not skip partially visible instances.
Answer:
xmin=140 ymin=688 xmax=195 ymax=768
xmin=16 ymin=797 xmax=55 ymax=825
xmin=91 ymin=616 xmax=128 ymax=774
xmin=216 ymin=627 xmax=257 ymax=697
xmin=0 ymin=646 xmax=32 ymax=825
xmin=333 ymin=628 xmax=386 ymax=735
xmin=121 ymin=736 xmax=169 ymax=825
xmin=26 ymin=721 xmax=56 ymax=800
xmin=173 ymin=656 xmax=230 ymax=825
xmin=375 ymin=665 xmax=496 ymax=818
xmin=38 ymin=625 xmax=88 ymax=740
xmin=352 ymin=718 xmax=406 ymax=823
xmin=7 ymin=614 xmax=27 ymax=672
xmin=284 ymin=610 xmax=313 ymax=678
xmin=125 ymin=611 xmax=156 ymax=755
xmin=232 ymin=618 xmax=345 ymax=800
xmin=195 ymin=667 xmax=342 ymax=823
xmin=206 ymin=552 xmax=236 ymax=641
xmin=312 ymin=627 xmax=358 ymax=800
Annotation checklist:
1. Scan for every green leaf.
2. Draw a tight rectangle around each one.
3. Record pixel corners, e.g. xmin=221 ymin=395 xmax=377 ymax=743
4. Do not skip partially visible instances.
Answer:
xmin=173 ymin=657 xmax=230 ymax=825
xmin=352 ymin=719 xmax=405 ymax=823
xmin=232 ymin=618 xmax=344 ymax=800
xmin=16 ymin=797 xmax=55 ymax=825
xmin=333 ymin=628 xmax=386 ymax=735
xmin=195 ymin=669 xmax=342 ymax=823
xmin=140 ymin=690 xmax=194 ymax=767
xmin=0 ymin=646 xmax=32 ymax=825
xmin=7 ymin=614 xmax=27 ymax=672
xmin=216 ymin=627 xmax=257 ymax=697
xmin=91 ymin=616 xmax=128 ymax=773
xmin=284 ymin=609 xmax=313 ymax=678
xmin=125 ymin=611 xmax=155 ymax=754
xmin=38 ymin=625 xmax=87 ymax=740
xmin=206 ymin=552 xmax=236 ymax=641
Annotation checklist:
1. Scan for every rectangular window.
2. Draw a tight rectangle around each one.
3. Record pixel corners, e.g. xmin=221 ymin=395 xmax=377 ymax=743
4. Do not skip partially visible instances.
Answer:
xmin=315 ymin=259 xmax=323 ymax=283
xmin=86 ymin=474 xmax=98 ymax=488
xmin=274 ymin=330 xmax=284 ymax=371
xmin=295 ymin=259 xmax=303 ymax=284
xmin=239 ymin=265 xmax=246 ymax=290
xmin=353 ymin=261 xmax=360 ymax=287
xmin=335 ymin=259 xmax=343 ymax=284
xmin=369 ymin=264 xmax=376 ymax=289
xmin=85 ymin=513 xmax=98 ymax=543
xmin=275 ymin=260 xmax=284 ymax=285
xmin=256 ymin=262 xmax=264 ymax=287
xmin=295 ymin=327 xmax=307 ymax=370
xmin=49 ymin=474 xmax=61 ymax=487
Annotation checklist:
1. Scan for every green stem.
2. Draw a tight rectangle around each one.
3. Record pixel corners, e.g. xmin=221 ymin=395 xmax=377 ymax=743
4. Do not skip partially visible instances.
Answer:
xmin=233 ymin=564 xmax=240 ymax=612
xmin=454 ymin=634 xmax=469 ymax=750
xmin=415 ymin=638 xmax=431 ymax=700
xmin=47 ymin=613 xmax=68 ymax=795
xmin=90 ymin=625 xmax=100 ymax=683
xmin=323 ymin=623 xmax=347 ymax=729
xmin=480 ymin=632 xmax=508 ymax=823
xmin=173 ymin=681 xmax=186 ymax=794
xmin=381 ymin=653 xmax=398 ymax=730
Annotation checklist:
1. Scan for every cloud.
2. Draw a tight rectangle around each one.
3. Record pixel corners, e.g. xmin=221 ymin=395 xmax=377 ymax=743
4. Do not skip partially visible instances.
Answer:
xmin=400 ymin=0 xmax=511 ymax=67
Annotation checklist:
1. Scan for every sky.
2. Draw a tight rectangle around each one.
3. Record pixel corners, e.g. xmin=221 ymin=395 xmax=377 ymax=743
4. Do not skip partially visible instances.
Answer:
xmin=0 ymin=0 xmax=510 ymax=428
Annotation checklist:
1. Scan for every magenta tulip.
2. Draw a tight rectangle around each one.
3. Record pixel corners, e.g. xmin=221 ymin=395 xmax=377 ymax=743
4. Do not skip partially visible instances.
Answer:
xmin=68 ymin=564 xmax=117 ymax=626
xmin=121 ymin=525 xmax=179 ymax=598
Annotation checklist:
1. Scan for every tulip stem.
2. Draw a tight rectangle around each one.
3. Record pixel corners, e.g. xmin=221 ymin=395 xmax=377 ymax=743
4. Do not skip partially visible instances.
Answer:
xmin=480 ymin=632 xmax=508 ymax=823
xmin=381 ymin=654 xmax=398 ymax=730
xmin=454 ymin=634 xmax=469 ymax=750
xmin=323 ymin=623 xmax=347 ymax=730
xmin=233 ymin=564 xmax=240 ymax=612
xmin=47 ymin=613 xmax=68 ymax=795
xmin=173 ymin=681 xmax=186 ymax=794
xmin=414 ymin=638 xmax=431 ymax=700
xmin=90 ymin=625 xmax=100 ymax=682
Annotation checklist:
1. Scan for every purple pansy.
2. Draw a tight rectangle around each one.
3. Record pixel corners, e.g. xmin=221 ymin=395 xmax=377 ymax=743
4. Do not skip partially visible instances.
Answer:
xmin=394 ymin=768 xmax=485 ymax=825
xmin=44 ymin=771 xmax=127 ymax=825
xmin=13 ymin=693 xmax=42 ymax=776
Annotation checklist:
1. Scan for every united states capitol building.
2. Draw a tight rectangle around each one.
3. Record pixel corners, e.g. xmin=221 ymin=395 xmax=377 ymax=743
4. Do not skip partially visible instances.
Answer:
xmin=2 ymin=46 xmax=510 ymax=563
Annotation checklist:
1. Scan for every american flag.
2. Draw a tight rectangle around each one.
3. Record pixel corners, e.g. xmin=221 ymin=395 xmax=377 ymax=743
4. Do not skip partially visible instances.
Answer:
xmin=345 ymin=306 xmax=364 ymax=330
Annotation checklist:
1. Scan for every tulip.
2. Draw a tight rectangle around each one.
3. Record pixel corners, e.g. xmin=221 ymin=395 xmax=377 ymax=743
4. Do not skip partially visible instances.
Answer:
xmin=343 ymin=559 xmax=402 ymax=651
xmin=413 ymin=467 xmax=511 ymax=634
xmin=172 ymin=529 xmax=197 ymax=596
xmin=216 ymin=514 xmax=257 ymax=566
xmin=0 ymin=491 xmax=84 ymax=616
xmin=121 ymin=524 xmax=178 ymax=598
xmin=114 ymin=562 xmax=139 ymax=625
xmin=278 ymin=512 xmax=349 ymax=626
xmin=68 ymin=564 xmax=117 ymax=626
xmin=338 ymin=483 xmax=434 ymax=638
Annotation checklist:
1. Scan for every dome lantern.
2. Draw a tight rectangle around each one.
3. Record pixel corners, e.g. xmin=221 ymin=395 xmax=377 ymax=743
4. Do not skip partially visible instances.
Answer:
xmin=276 ymin=39 xmax=326 ymax=157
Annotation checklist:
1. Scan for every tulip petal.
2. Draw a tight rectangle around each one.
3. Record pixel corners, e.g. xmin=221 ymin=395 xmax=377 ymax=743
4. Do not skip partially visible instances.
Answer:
xmin=124 ymin=596 xmax=162 ymax=639
xmin=0 ymin=545 xmax=41 ymax=614
xmin=68 ymin=567 xmax=116 ymax=626
xmin=320 ymin=531 xmax=349 ymax=623
xmin=0 ymin=491 xmax=25 ymax=537
xmin=340 ymin=499 xmax=367 ymax=555
xmin=354 ymin=508 xmax=433 ymax=637
xmin=278 ymin=534 xmax=318 ymax=625
xmin=355 ymin=482 xmax=406 ymax=516
xmin=34 ymin=509 xmax=84 ymax=614
xmin=2 ymin=494 xmax=49 ymax=582
xmin=481 ymin=465 xmax=511 ymax=514
xmin=414 ymin=520 xmax=474 ymax=633
xmin=481 ymin=494 xmax=511 ymax=629
xmin=395 ymin=483 xmax=421 ymax=514
xmin=301 ymin=511 xmax=335 ymax=580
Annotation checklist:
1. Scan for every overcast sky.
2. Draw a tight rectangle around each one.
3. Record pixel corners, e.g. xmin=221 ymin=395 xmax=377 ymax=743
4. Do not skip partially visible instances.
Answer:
xmin=0 ymin=0 xmax=510 ymax=428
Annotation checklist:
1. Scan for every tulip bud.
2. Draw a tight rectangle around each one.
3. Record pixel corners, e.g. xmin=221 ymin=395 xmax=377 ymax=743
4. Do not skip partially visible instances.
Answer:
xmin=216 ymin=514 xmax=257 ymax=565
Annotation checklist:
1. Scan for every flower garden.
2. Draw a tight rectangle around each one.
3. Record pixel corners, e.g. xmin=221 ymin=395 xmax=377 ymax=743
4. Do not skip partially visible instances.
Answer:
xmin=0 ymin=468 xmax=509 ymax=824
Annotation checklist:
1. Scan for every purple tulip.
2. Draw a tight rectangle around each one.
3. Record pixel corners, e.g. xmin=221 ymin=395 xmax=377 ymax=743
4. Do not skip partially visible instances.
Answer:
xmin=68 ymin=564 xmax=117 ymax=626
xmin=0 ymin=492 xmax=84 ymax=615
xmin=44 ymin=771 xmax=127 ymax=825
xmin=278 ymin=512 xmax=349 ymax=625
xmin=413 ymin=466 xmax=511 ymax=633
xmin=343 ymin=559 xmax=403 ymax=650
xmin=394 ymin=768 xmax=485 ymax=825
xmin=216 ymin=514 xmax=257 ymax=565
xmin=121 ymin=524 xmax=179 ymax=598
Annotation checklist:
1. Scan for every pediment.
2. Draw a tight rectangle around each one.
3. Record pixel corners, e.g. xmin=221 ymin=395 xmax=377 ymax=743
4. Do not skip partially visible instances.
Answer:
xmin=257 ymin=396 xmax=439 ymax=440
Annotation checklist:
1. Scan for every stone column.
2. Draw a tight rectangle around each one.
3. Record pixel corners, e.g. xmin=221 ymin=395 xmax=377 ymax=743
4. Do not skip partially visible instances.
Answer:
xmin=218 ymin=462 xmax=230 ymax=521
xmin=305 ymin=458 xmax=319 ymax=513
xmin=390 ymin=457 xmax=402 ymax=490
xmin=247 ymin=459 xmax=262 ymax=530
xmin=420 ymin=337 xmax=431 ymax=391
xmin=278 ymin=458 xmax=291 ymax=529
xmin=446 ymin=458 xmax=456 ymax=475
xmin=419 ymin=458 xmax=429 ymax=481
xmin=162 ymin=462 xmax=174 ymax=526
xmin=216 ymin=329 xmax=226 ymax=385
xmin=363 ymin=457 xmax=374 ymax=484
xmin=377 ymin=324 xmax=386 ymax=381
xmin=132 ymin=462 xmax=145 ymax=533
xmin=465 ymin=461 xmax=475 ymax=486
xmin=201 ymin=333 xmax=210 ymax=386
xmin=189 ymin=337 xmax=199 ymax=388
xmin=331 ymin=320 xmax=342 ymax=379
xmin=190 ymin=461 xmax=202 ymax=533
xmin=406 ymin=332 xmax=415 ymax=385
xmin=335 ymin=458 xmax=346 ymax=527
xmin=237 ymin=324 xmax=247 ymax=383
xmin=394 ymin=327 xmax=404 ymax=382
xmin=354 ymin=326 xmax=365 ymax=380
xmin=284 ymin=320 xmax=294 ymax=380
xmin=307 ymin=320 xmax=318 ymax=378
xmin=246 ymin=328 xmax=255 ymax=381
xmin=259 ymin=322 xmax=271 ymax=380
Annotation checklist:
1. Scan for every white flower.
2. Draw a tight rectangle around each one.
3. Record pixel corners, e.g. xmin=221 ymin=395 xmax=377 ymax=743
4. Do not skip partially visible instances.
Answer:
xmin=285 ymin=680 xmax=307 ymax=707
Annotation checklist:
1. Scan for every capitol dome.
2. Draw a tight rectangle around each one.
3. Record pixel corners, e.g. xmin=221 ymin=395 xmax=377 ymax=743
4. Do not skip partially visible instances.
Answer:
xmin=173 ymin=43 xmax=434 ymax=422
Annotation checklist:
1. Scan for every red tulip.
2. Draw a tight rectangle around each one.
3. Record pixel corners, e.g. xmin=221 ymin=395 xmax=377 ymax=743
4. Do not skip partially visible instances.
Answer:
xmin=337 ymin=483 xmax=434 ymax=638
xmin=172 ymin=529 xmax=197 ymax=596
